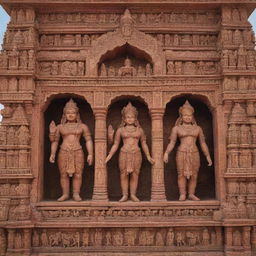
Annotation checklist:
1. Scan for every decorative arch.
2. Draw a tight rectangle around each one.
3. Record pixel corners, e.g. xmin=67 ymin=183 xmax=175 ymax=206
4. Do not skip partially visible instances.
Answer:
xmin=106 ymin=93 xmax=152 ymax=111
xmin=87 ymin=28 xmax=165 ymax=76
xmin=41 ymin=92 xmax=94 ymax=112
xmin=163 ymin=92 xmax=217 ymax=113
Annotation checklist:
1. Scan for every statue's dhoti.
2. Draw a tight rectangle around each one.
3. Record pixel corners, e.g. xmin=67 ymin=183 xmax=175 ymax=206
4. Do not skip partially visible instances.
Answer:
xmin=176 ymin=149 xmax=200 ymax=179
xmin=58 ymin=147 xmax=84 ymax=177
xmin=119 ymin=148 xmax=142 ymax=176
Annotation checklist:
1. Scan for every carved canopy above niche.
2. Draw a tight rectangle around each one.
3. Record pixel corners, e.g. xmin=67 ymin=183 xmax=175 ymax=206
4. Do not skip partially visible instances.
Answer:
xmin=87 ymin=9 xmax=165 ymax=77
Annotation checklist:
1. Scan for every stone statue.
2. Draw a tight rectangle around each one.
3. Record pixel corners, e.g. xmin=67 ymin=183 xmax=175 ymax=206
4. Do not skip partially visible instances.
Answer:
xmin=118 ymin=57 xmax=137 ymax=77
xmin=8 ymin=45 xmax=19 ymax=70
xmin=105 ymin=102 xmax=154 ymax=202
xmin=120 ymin=9 xmax=134 ymax=37
xmin=164 ymin=100 xmax=212 ymax=201
xmin=49 ymin=99 xmax=93 ymax=201
xmin=166 ymin=228 xmax=175 ymax=246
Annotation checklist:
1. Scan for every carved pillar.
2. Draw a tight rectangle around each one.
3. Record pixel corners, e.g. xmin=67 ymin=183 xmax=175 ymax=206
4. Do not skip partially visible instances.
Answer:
xmin=242 ymin=226 xmax=251 ymax=249
xmin=216 ymin=227 xmax=223 ymax=246
xmin=7 ymin=229 xmax=15 ymax=250
xmin=150 ymin=109 xmax=166 ymax=201
xmin=92 ymin=108 xmax=108 ymax=201
xmin=252 ymin=226 xmax=256 ymax=251
xmin=225 ymin=227 xmax=233 ymax=247
xmin=23 ymin=229 xmax=31 ymax=250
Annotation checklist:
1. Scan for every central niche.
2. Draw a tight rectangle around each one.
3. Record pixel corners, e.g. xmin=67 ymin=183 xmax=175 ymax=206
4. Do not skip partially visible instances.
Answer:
xmin=98 ymin=43 xmax=153 ymax=77
xmin=106 ymin=97 xmax=152 ymax=201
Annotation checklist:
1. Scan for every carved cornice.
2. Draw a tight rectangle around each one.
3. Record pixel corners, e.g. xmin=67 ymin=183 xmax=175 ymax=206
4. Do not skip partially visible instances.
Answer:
xmin=1 ymin=0 xmax=256 ymax=4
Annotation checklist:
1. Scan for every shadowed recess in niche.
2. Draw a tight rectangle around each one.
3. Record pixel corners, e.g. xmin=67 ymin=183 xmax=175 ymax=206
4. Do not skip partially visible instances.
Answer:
xmin=164 ymin=96 xmax=215 ymax=201
xmin=98 ymin=43 xmax=153 ymax=75
xmin=43 ymin=97 xmax=95 ymax=201
xmin=106 ymin=98 xmax=152 ymax=201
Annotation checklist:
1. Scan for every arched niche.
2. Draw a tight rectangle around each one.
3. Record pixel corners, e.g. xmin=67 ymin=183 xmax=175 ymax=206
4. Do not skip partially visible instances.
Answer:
xmin=98 ymin=43 xmax=153 ymax=77
xmin=163 ymin=95 xmax=215 ymax=200
xmin=106 ymin=96 xmax=152 ymax=201
xmin=43 ymin=95 xmax=95 ymax=200
xmin=87 ymin=28 xmax=165 ymax=76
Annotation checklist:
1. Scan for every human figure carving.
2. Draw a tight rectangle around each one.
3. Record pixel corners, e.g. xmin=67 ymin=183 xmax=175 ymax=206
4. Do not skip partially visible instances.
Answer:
xmin=49 ymin=99 xmax=93 ymax=201
xmin=106 ymin=102 xmax=154 ymax=202
xmin=8 ymin=45 xmax=19 ymax=70
xmin=164 ymin=100 xmax=212 ymax=201
xmin=120 ymin=9 xmax=134 ymax=37
xmin=118 ymin=57 xmax=137 ymax=77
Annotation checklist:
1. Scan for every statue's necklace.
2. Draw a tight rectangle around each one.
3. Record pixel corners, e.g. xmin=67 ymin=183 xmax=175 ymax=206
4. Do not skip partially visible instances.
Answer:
xmin=125 ymin=126 xmax=136 ymax=133
xmin=65 ymin=122 xmax=79 ymax=131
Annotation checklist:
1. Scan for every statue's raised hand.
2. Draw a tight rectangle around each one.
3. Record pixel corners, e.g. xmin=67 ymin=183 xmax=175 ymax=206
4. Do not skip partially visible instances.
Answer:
xmin=49 ymin=121 xmax=57 ymax=134
xmin=107 ymin=125 xmax=115 ymax=144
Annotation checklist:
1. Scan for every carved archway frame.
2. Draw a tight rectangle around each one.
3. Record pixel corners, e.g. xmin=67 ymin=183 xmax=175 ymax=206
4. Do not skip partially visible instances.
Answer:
xmin=87 ymin=27 xmax=166 ymax=77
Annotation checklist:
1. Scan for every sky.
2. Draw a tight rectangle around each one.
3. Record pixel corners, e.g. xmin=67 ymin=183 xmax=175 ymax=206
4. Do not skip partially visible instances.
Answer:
xmin=0 ymin=5 xmax=255 ymax=114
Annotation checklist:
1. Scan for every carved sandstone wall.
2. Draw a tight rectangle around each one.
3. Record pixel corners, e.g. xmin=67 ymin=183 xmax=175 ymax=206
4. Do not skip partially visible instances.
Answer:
xmin=0 ymin=1 xmax=256 ymax=255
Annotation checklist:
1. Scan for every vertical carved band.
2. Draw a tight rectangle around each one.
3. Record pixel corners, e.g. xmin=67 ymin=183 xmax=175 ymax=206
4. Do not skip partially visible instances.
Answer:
xmin=92 ymin=109 xmax=108 ymax=201
xmin=150 ymin=109 xmax=166 ymax=201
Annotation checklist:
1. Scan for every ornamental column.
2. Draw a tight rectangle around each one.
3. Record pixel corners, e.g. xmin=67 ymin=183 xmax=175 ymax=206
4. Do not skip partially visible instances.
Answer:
xmin=225 ymin=227 xmax=233 ymax=248
xmin=150 ymin=108 xmax=166 ymax=201
xmin=7 ymin=229 xmax=15 ymax=250
xmin=92 ymin=108 xmax=108 ymax=201
xmin=23 ymin=229 xmax=31 ymax=250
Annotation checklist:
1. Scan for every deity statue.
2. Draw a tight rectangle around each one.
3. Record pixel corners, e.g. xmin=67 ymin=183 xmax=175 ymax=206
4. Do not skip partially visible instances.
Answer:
xmin=118 ymin=57 xmax=137 ymax=77
xmin=106 ymin=102 xmax=154 ymax=202
xmin=8 ymin=45 xmax=19 ymax=70
xmin=49 ymin=99 xmax=93 ymax=201
xmin=164 ymin=100 xmax=212 ymax=201
xmin=120 ymin=9 xmax=135 ymax=37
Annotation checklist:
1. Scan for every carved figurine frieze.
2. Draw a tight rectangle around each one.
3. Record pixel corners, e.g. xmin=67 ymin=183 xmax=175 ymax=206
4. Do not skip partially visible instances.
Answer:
xmin=166 ymin=61 xmax=219 ymax=75
xmin=99 ymin=60 xmax=153 ymax=77
xmin=39 ymin=33 xmax=100 ymax=47
xmin=164 ymin=101 xmax=212 ymax=201
xmin=106 ymin=102 xmax=154 ymax=202
xmin=9 ymin=199 xmax=31 ymax=221
xmin=11 ymin=8 xmax=35 ymax=24
xmin=39 ymin=61 xmax=85 ymax=76
xmin=156 ymin=33 xmax=217 ymax=47
xmin=8 ymin=45 xmax=19 ymax=70
xmin=49 ymin=99 xmax=93 ymax=201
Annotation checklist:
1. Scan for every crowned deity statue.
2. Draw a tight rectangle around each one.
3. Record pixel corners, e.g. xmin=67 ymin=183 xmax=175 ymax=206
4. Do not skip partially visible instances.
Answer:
xmin=49 ymin=99 xmax=93 ymax=201
xmin=120 ymin=9 xmax=135 ymax=37
xmin=106 ymin=102 xmax=154 ymax=202
xmin=118 ymin=57 xmax=137 ymax=77
xmin=164 ymin=100 xmax=212 ymax=201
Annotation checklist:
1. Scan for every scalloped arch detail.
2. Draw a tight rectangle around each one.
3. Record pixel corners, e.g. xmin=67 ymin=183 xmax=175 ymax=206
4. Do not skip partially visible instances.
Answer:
xmin=87 ymin=28 xmax=165 ymax=77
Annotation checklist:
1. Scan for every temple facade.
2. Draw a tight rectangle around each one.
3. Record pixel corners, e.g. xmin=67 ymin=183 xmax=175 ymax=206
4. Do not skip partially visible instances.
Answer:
xmin=0 ymin=0 xmax=256 ymax=255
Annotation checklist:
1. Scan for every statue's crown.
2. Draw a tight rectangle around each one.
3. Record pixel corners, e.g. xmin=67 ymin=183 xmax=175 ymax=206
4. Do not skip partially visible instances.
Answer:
xmin=179 ymin=100 xmax=194 ymax=114
xmin=64 ymin=98 xmax=78 ymax=112
xmin=122 ymin=102 xmax=138 ymax=117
